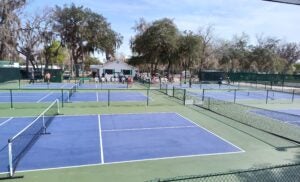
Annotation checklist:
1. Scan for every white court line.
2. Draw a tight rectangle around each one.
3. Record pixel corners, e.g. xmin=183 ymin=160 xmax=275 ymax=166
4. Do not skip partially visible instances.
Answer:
xmin=36 ymin=92 xmax=54 ymax=103
xmin=0 ymin=96 xmax=41 ymax=98
xmin=0 ymin=117 xmax=13 ymax=127
xmin=98 ymin=114 xmax=104 ymax=164
xmin=102 ymin=125 xmax=197 ymax=132
xmin=0 ymin=112 xmax=246 ymax=175
xmin=0 ymin=112 xmax=175 ymax=119
xmin=0 ymin=149 xmax=243 ymax=176
xmin=100 ymin=112 xmax=174 ymax=116
xmin=60 ymin=84 xmax=67 ymax=88
xmin=96 ymin=92 xmax=99 ymax=102
xmin=175 ymin=113 xmax=245 ymax=152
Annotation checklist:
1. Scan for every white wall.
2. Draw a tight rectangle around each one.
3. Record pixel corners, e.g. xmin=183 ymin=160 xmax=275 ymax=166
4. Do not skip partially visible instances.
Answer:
xmin=91 ymin=61 xmax=137 ymax=77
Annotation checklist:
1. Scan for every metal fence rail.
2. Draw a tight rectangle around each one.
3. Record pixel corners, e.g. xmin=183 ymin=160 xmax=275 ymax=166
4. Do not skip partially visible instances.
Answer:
xmin=147 ymin=163 xmax=300 ymax=182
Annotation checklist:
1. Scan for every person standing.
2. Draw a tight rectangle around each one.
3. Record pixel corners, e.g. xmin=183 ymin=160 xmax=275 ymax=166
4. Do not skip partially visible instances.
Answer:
xmin=218 ymin=77 xmax=223 ymax=88
xmin=45 ymin=72 xmax=51 ymax=85
xmin=29 ymin=71 xmax=35 ymax=84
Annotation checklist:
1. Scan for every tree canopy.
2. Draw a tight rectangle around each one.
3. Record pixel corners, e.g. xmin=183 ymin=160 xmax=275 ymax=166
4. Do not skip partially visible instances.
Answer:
xmin=52 ymin=4 xmax=123 ymax=76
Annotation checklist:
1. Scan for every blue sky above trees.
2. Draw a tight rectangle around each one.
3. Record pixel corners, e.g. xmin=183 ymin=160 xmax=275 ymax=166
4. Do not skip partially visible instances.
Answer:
xmin=24 ymin=0 xmax=300 ymax=59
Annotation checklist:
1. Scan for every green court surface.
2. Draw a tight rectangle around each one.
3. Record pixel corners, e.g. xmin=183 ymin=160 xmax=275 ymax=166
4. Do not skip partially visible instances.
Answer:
xmin=0 ymin=83 xmax=299 ymax=182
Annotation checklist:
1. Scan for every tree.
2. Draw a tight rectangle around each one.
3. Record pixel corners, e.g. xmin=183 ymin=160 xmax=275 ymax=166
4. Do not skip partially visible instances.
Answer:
xmin=197 ymin=25 xmax=214 ymax=79
xmin=43 ymin=40 xmax=67 ymax=68
xmin=277 ymin=43 xmax=300 ymax=74
xmin=177 ymin=30 xmax=202 ymax=82
xmin=0 ymin=0 xmax=26 ymax=60
xmin=130 ymin=18 xmax=179 ymax=76
xmin=84 ymin=56 xmax=101 ymax=71
xmin=217 ymin=34 xmax=250 ymax=72
xmin=249 ymin=36 xmax=282 ymax=73
xmin=52 ymin=4 xmax=122 ymax=77
xmin=17 ymin=11 xmax=53 ymax=73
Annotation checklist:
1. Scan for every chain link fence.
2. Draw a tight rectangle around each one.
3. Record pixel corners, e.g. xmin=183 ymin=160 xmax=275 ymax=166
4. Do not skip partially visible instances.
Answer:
xmin=147 ymin=163 xmax=300 ymax=182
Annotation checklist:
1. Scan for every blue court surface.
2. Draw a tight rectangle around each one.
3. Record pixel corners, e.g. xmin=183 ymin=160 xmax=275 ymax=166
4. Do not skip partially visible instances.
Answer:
xmin=252 ymin=109 xmax=300 ymax=127
xmin=79 ymin=83 xmax=128 ymax=89
xmin=187 ymin=90 xmax=300 ymax=101
xmin=22 ymin=83 xmax=77 ymax=89
xmin=23 ymin=82 xmax=128 ymax=89
xmin=0 ymin=91 xmax=67 ymax=103
xmin=0 ymin=91 xmax=147 ymax=103
xmin=0 ymin=113 xmax=243 ymax=173
xmin=71 ymin=92 xmax=147 ymax=102
xmin=171 ymin=83 xmax=239 ymax=90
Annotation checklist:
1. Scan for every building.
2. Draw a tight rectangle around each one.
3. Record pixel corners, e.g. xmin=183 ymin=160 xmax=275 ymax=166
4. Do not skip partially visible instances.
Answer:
xmin=90 ymin=60 xmax=138 ymax=79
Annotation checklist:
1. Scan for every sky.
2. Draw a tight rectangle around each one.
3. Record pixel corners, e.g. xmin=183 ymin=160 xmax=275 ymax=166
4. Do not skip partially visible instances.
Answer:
xmin=23 ymin=0 xmax=300 ymax=60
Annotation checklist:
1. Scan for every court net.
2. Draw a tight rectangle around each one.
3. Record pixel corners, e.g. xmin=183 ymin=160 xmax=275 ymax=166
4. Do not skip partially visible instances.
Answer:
xmin=7 ymin=99 xmax=59 ymax=177
xmin=200 ymin=97 xmax=300 ymax=144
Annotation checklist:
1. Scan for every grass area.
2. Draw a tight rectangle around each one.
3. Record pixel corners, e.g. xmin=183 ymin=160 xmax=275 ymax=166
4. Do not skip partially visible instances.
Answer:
xmin=0 ymin=83 xmax=299 ymax=181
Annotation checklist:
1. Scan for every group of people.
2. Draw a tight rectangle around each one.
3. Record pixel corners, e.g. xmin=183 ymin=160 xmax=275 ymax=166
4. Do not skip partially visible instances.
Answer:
xmin=94 ymin=73 xmax=132 ymax=84
xmin=29 ymin=71 xmax=51 ymax=84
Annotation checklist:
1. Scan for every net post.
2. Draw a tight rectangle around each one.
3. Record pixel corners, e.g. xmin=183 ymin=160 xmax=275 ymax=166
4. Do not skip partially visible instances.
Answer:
xmin=166 ymin=83 xmax=168 ymax=95
xmin=202 ymin=89 xmax=205 ymax=101
xmin=18 ymin=77 xmax=21 ymax=89
xmin=61 ymin=89 xmax=64 ymax=108
xmin=8 ymin=140 xmax=13 ymax=177
xmin=10 ymin=89 xmax=13 ymax=109
xmin=266 ymin=90 xmax=269 ymax=104
xmin=270 ymin=81 xmax=273 ymax=90
xmin=56 ymin=99 xmax=60 ymax=114
xmin=292 ymin=89 xmax=295 ymax=103
xmin=147 ymin=89 xmax=149 ymax=106
xmin=208 ymin=97 xmax=211 ymax=110
xmin=68 ymin=89 xmax=71 ymax=102
xmin=234 ymin=89 xmax=237 ymax=103
xmin=183 ymin=89 xmax=186 ymax=105
xmin=265 ymin=82 xmax=267 ymax=90
xmin=42 ymin=114 xmax=46 ymax=134
xmin=172 ymin=86 xmax=175 ymax=97
xmin=108 ymin=89 xmax=110 ymax=107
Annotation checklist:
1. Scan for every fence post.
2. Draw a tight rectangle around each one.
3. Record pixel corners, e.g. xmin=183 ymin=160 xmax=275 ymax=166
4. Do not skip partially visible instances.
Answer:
xmin=270 ymin=81 xmax=273 ymax=90
xmin=10 ymin=89 xmax=13 ymax=109
xmin=172 ymin=86 xmax=175 ymax=97
xmin=292 ymin=89 xmax=295 ymax=103
xmin=183 ymin=89 xmax=186 ymax=105
xmin=265 ymin=82 xmax=267 ymax=90
xmin=166 ymin=83 xmax=168 ymax=95
xmin=18 ymin=78 xmax=21 ymax=89
xmin=147 ymin=89 xmax=149 ymax=106
xmin=108 ymin=89 xmax=110 ymax=107
xmin=234 ymin=89 xmax=237 ymax=103
xmin=282 ymin=75 xmax=285 ymax=91
xmin=61 ymin=89 xmax=64 ymax=108
xmin=266 ymin=90 xmax=269 ymax=104
xmin=202 ymin=89 xmax=205 ymax=101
